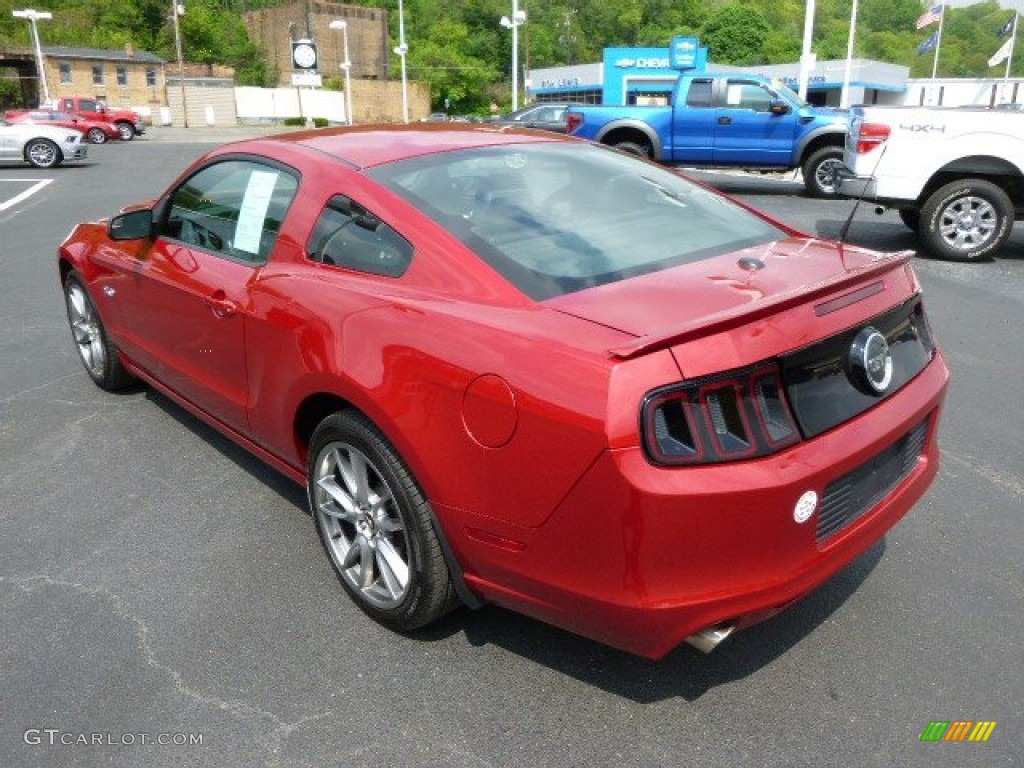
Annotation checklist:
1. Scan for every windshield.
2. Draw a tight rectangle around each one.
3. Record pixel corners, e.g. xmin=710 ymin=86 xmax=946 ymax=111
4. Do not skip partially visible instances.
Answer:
xmin=368 ymin=143 xmax=786 ymax=300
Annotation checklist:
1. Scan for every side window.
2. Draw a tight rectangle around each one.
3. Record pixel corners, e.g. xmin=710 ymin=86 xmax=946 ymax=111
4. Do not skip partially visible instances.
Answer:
xmin=165 ymin=159 xmax=299 ymax=265
xmin=306 ymin=195 xmax=412 ymax=278
xmin=685 ymin=79 xmax=714 ymax=108
xmin=725 ymin=82 xmax=774 ymax=112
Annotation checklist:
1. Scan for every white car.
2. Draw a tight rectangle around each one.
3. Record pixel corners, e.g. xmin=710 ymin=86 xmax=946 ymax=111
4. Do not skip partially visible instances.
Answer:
xmin=0 ymin=118 xmax=88 ymax=169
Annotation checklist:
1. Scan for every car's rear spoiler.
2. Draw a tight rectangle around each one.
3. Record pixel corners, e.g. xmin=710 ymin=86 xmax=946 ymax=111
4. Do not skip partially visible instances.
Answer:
xmin=608 ymin=248 xmax=915 ymax=360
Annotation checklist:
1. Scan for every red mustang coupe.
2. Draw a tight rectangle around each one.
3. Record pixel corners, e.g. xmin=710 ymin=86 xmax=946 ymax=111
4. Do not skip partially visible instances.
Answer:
xmin=5 ymin=109 xmax=121 ymax=144
xmin=58 ymin=126 xmax=948 ymax=658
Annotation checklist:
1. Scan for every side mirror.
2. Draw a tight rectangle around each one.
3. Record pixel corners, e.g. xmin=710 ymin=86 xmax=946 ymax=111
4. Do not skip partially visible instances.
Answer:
xmin=769 ymin=100 xmax=792 ymax=116
xmin=108 ymin=209 xmax=154 ymax=241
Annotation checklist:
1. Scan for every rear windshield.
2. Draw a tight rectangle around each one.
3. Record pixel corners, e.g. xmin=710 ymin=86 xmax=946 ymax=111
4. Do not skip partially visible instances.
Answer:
xmin=367 ymin=143 xmax=785 ymax=300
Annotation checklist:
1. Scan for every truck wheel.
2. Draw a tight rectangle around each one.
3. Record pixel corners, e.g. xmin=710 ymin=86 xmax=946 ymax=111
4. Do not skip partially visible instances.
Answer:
xmin=116 ymin=122 xmax=135 ymax=141
xmin=86 ymin=127 xmax=108 ymax=144
xmin=802 ymin=147 xmax=845 ymax=198
xmin=611 ymin=140 xmax=653 ymax=160
xmin=919 ymin=180 xmax=1013 ymax=261
xmin=898 ymin=208 xmax=920 ymax=234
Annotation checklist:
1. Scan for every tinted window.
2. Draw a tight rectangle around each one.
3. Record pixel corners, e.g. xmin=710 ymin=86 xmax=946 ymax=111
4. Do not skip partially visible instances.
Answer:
xmin=307 ymin=195 xmax=412 ymax=278
xmin=685 ymin=79 xmax=714 ymax=108
xmin=369 ymin=144 xmax=784 ymax=300
xmin=165 ymin=159 xmax=299 ymax=264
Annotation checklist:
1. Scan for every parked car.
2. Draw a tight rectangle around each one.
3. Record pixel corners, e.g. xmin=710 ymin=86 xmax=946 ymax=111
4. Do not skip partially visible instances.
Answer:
xmin=58 ymin=125 xmax=948 ymax=659
xmin=4 ymin=109 xmax=120 ymax=144
xmin=489 ymin=102 xmax=574 ymax=133
xmin=0 ymin=118 xmax=88 ymax=168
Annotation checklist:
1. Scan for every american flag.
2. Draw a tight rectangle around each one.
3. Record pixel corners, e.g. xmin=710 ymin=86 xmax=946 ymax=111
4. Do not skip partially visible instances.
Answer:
xmin=916 ymin=5 xmax=943 ymax=30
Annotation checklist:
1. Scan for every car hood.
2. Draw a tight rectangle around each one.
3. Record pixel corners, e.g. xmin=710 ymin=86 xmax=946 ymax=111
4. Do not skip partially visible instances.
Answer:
xmin=545 ymin=236 xmax=912 ymax=355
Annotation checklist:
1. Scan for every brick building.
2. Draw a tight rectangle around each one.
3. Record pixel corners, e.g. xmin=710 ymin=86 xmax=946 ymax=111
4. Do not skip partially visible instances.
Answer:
xmin=41 ymin=46 xmax=166 ymax=112
xmin=242 ymin=0 xmax=392 ymax=84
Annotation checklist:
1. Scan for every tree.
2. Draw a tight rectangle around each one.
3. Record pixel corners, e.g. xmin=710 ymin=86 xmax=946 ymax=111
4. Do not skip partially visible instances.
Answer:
xmin=700 ymin=4 xmax=770 ymax=65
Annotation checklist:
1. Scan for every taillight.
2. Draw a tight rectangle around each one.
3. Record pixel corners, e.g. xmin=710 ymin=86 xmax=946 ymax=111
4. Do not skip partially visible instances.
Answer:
xmin=566 ymin=112 xmax=583 ymax=134
xmin=855 ymin=122 xmax=890 ymax=154
xmin=642 ymin=364 xmax=800 ymax=466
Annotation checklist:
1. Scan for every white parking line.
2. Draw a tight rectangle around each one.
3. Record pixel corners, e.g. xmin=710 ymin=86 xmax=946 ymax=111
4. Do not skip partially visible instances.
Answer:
xmin=0 ymin=179 xmax=53 ymax=212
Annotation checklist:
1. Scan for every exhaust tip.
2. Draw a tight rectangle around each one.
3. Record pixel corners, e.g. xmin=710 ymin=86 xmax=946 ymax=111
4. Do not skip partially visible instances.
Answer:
xmin=684 ymin=625 xmax=735 ymax=654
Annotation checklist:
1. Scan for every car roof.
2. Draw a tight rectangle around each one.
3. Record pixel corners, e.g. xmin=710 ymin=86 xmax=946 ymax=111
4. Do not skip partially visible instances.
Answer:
xmin=227 ymin=124 xmax=575 ymax=170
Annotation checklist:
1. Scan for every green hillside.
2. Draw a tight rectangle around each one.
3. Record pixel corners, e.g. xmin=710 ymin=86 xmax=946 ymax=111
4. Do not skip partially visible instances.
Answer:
xmin=1 ymin=0 xmax=1020 ymax=111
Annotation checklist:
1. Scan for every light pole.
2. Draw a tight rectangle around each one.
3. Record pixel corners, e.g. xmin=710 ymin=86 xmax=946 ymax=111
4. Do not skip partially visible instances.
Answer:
xmin=393 ymin=0 xmax=409 ymax=123
xmin=171 ymin=2 xmax=189 ymax=127
xmin=12 ymin=9 xmax=52 ymax=105
xmin=499 ymin=1 xmax=526 ymax=111
xmin=329 ymin=20 xmax=354 ymax=125
xmin=840 ymin=0 xmax=859 ymax=108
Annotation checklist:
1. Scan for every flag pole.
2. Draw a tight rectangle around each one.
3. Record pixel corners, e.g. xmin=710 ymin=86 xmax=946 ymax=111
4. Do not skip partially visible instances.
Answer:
xmin=931 ymin=4 xmax=945 ymax=79
xmin=1005 ymin=12 xmax=1018 ymax=82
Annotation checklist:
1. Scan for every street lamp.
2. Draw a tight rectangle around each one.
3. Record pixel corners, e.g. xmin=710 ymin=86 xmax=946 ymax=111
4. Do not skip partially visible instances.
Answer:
xmin=393 ymin=0 xmax=409 ymax=123
xmin=329 ymin=20 xmax=354 ymax=125
xmin=499 ymin=1 xmax=526 ymax=111
xmin=12 ymin=8 xmax=52 ymax=105
xmin=171 ymin=2 xmax=188 ymax=127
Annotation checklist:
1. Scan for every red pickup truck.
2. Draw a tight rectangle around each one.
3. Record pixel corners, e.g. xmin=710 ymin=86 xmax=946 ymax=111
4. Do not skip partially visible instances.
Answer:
xmin=52 ymin=97 xmax=144 ymax=141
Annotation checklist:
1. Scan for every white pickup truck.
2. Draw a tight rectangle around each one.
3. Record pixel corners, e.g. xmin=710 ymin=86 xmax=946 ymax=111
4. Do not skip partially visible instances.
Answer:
xmin=838 ymin=105 xmax=1023 ymax=261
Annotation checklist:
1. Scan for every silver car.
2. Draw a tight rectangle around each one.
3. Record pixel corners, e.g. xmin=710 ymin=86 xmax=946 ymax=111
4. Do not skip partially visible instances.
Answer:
xmin=0 ymin=118 xmax=88 ymax=168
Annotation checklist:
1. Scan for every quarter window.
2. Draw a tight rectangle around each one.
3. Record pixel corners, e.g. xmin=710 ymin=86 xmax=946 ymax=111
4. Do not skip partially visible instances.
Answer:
xmin=307 ymin=195 xmax=412 ymax=278
xmin=165 ymin=159 xmax=299 ymax=265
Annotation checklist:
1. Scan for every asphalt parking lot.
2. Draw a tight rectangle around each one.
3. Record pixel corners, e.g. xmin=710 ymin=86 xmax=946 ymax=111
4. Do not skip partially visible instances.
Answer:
xmin=1 ymin=129 xmax=1021 ymax=767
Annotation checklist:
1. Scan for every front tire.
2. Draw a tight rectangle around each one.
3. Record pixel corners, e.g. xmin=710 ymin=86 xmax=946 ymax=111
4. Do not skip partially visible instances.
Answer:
xmin=25 ymin=138 xmax=61 ymax=169
xmin=309 ymin=411 xmax=457 ymax=631
xmin=63 ymin=272 xmax=134 ymax=390
xmin=919 ymin=179 xmax=1013 ymax=261
xmin=802 ymin=147 xmax=845 ymax=198
xmin=116 ymin=122 xmax=136 ymax=141
xmin=898 ymin=208 xmax=920 ymax=234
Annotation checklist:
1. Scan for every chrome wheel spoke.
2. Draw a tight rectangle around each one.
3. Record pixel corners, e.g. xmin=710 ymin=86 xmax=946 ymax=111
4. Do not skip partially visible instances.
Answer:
xmin=341 ymin=539 xmax=362 ymax=570
xmin=358 ymin=539 xmax=375 ymax=589
xmin=375 ymin=538 xmax=409 ymax=598
xmin=338 ymin=449 xmax=371 ymax=507
xmin=317 ymin=475 xmax=359 ymax=522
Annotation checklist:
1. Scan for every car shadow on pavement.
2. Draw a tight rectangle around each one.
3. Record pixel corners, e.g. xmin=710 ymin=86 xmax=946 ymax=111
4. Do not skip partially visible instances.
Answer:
xmin=141 ymin=379 xmax=885 ymax=703
xmin=418 ymin=540 xmax=886 ymax=703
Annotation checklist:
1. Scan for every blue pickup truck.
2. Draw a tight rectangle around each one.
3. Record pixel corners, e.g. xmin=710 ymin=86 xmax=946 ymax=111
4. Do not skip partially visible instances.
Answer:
xmin=566 ymin=73 xmax=848 ymax=197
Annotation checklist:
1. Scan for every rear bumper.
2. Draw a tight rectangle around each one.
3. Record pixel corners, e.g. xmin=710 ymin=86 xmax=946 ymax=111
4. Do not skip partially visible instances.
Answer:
xmin=452 ymin=353 xmax=949 ymax=659
xmin=835 ymin=166 xmax=876 ymax=198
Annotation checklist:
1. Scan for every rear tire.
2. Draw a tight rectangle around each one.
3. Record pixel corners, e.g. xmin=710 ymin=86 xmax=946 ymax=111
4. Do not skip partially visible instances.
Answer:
xmin=802 ymin=147 xmax=845 ymax=198
xmin=309 ymin=410 xmax=458 ymax=631
xmin=86 ymin=127 xmax=108 ymax=144
xmin=611 ymin=140 xmax=653 ymax=160
xmin=918 ymin=179 xmax=1013 ymax=261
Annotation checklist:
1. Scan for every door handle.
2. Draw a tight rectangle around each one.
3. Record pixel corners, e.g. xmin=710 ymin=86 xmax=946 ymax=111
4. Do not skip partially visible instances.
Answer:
xmin=717 ymin=116 xmax=732 ymax=125
xmin=205 ymin=295 xmax=238 ymax=318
